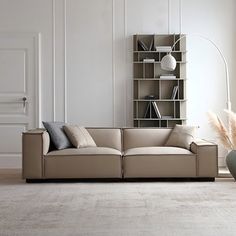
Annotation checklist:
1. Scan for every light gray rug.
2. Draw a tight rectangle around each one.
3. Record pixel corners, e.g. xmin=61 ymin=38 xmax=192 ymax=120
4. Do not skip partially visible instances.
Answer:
xmin=0 ymin=171 xmax=236 ymax=236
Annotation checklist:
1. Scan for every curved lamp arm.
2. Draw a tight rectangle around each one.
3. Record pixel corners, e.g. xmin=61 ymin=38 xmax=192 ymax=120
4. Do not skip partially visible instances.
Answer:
xmin=161 ymin=34 xmax=231 ymax=111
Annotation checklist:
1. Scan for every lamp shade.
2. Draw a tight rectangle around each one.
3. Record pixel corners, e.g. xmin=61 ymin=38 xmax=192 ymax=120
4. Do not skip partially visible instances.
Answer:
xmin=161 ymin=54 xmax=177 ymax=71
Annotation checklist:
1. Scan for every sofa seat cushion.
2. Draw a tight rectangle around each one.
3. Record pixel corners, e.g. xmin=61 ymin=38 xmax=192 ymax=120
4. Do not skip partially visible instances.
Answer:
xmin=44 ymin=147 xmax=122 ymax=179
xmin=47 ymin=147 xmax=121 ymax=156
xmin=123 ymin=147 xmax=196 ymax=178
xmin=124 ymin=146 xmax=194 ymax=156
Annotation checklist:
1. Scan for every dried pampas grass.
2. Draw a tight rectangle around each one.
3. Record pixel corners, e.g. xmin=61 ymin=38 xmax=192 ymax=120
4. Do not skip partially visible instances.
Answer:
xmin=224 ymin=109 xmax=236 ymax=148
xmin=207 ymin=111 xmax=234 ymax=150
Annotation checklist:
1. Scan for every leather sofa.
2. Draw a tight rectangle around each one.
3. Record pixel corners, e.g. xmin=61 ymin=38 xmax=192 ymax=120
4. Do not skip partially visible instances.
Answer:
xmin=22 ymin=128 xmax=218 ymax=181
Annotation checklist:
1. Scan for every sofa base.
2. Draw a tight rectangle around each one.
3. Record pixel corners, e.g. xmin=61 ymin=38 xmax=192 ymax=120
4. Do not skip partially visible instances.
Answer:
xmin=26 ymin=177 xmax=215 ymax=183
xmin=123 ymin=177 xmax=215 ymax=182
xmin=25 ymin=178 xmax=123 ymax=183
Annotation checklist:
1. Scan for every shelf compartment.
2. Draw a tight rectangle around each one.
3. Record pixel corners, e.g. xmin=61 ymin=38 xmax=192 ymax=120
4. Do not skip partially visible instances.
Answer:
xmin=160 ymin=80 xmax=178 ymax=99
xmin=157 ymin=101 xmax=174 ymax=118
xmin=133 ymin=119 xmax=186 ymax=128
xmin=144 ymin=63 xmax=154 ymax=78
xmin=133 ymin=51 xmax=183 ymax=62
xmin=133 ymin=63 xmax=143 ymax=78
xmin=178 ymin=80 xmax=185 ymax=99
xmin=154 ymin=35 xmax=175 ymax=48
xmin=134 ymin=100 xmax=180 ymax=119
xmin=154 ymin=63 xmax=180 ymax=78
xmin=133 ymin=63 xmax=154 ymax=78
xmin=133 ymin=34 xmax=154 ymax=51
xmin=134 ymin=80 xmax=160 ymax=101
xmin=133 ymin=52 xmax=159 ymax=62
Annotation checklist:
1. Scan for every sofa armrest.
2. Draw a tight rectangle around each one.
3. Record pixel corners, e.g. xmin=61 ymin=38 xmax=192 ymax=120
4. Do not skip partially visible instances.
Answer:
xmin=22 ymin=129 xmax=50 ymax=179
xmin=190 ymin=139 xmax=218 ymax=177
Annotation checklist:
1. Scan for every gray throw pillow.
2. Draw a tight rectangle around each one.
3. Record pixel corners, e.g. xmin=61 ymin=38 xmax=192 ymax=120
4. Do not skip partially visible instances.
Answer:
xmin=43 ymin=122 xmax=72 ymax=150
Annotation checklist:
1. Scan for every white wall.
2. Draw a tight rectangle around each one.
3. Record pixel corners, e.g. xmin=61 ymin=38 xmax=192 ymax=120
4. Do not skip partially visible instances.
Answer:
xmin=0 ymin=0 xmax=235 ymax=166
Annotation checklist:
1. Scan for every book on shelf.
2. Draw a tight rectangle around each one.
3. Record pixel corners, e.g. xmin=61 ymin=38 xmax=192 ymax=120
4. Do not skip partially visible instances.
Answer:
xmin=160 ymin=74 xmax=176 ymax=79
xmin=152 ymin=102 xmax=161 ymax=118
xmin=143 ymin=58 xmax=155 ymax=63
xmin=144 ymin=102 xmax=161 ymax=119
xmin=149 ymin=38 xmax=154 ymax=51
xmin=171 ymin=85 xmax=179 ymax=99
xmin=138 ymin=39 xmax=149 ymax=51
xmin=144 ymin=102 xmax=151 ymax=118
xmin=155 ymin=46 xmax=172 ymax=52
xmin=162 ymin=115 xmax=174 ymax=119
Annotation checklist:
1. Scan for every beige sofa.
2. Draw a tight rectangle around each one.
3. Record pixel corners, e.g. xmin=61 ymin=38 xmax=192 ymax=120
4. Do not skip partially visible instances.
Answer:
xmin=22 ymin=128 xmax=218 ymax=181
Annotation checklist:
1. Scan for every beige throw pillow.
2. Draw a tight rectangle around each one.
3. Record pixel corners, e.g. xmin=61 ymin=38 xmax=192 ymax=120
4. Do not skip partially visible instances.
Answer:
xmin=63 ymin=125 xmax=96 ymax=148
xmin=165 ymin=124 xmax=197 ymax=150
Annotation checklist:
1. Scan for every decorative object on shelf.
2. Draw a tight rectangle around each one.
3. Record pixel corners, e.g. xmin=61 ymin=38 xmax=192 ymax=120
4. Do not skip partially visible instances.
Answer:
xmin=208 ymin=110 xmax=236 ymax=180
xmin=133 ymin=34 xmax=186 ymax=128
xmin=161 ymin=54 xmax=176 ymax=71
xmin=145 ymin=95 xmax=157 ymax=100
xmin=160 ymin=34 xmax=231 ymax=111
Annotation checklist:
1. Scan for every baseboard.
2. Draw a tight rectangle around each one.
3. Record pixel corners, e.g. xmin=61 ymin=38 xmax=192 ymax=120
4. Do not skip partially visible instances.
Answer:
xmin=0 ymin=168 xmax=21 ymax=173
xmin=0 ymin=156 xmax=21 ymax=168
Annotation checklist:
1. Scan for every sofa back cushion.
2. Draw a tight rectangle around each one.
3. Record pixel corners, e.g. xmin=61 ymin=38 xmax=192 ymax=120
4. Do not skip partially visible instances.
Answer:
xmin=86 ymin=128 xmax=122 ymax=151
xmin=123 ymin=128 xmax=172 ymax=151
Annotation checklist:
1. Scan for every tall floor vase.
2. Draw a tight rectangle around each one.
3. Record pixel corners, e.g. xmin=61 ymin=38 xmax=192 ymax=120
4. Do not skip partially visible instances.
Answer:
xmin=226 ymin=150 xmax=236 ymax=180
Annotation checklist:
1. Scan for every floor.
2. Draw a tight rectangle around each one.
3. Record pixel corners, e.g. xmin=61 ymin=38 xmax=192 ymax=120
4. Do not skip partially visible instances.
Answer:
xmin=0 ymin=169 xmax=236 ymax=236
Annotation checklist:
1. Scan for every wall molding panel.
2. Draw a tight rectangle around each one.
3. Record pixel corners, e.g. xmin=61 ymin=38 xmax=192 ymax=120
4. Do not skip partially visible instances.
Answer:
xmin=124 ymin=0 xmax=128 ymax=127
xmin=63 ymin=0 xmax=67 ymax=123
xmin=112 ymin=0 xmax=115 ymax=126
xmin=52 ymin=0 xmax=56 ymax=121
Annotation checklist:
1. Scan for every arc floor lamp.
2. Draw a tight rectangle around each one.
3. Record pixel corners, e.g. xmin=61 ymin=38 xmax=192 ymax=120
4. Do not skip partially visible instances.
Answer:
xmin=160 ymin=34 xmax=231 ymax=111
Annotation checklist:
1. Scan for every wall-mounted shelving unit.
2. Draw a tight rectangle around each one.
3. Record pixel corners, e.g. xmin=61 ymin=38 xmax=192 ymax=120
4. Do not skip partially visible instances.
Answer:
xmin=133 ymin=34 xmax=187 ymax=128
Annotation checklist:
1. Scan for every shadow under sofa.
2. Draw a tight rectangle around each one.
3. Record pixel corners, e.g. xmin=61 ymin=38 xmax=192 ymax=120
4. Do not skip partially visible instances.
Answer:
xmin=22 ymin=128 xmax=218 ymax=181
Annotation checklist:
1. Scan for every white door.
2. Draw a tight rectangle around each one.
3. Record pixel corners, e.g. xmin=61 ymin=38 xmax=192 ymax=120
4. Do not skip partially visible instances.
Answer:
xmin=0 ymin=33 xmax=41 ymax=168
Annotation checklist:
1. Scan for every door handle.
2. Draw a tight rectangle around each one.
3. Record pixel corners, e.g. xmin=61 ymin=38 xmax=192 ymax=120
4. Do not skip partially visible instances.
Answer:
xmin=22 ymin=97 xmax=27 ymax=108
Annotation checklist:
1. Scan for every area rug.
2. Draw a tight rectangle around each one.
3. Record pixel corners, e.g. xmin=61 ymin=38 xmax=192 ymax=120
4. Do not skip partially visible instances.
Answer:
xmin=0 ymin=171 xmax=236 ymax=236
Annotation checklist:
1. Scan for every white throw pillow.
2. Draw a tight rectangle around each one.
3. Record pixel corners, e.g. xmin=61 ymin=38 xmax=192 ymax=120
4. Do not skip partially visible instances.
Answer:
xmin=165 ymin=124 xmax=197 ymax=150
xmin=63 ymin=125 xmax=96 ymax=148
